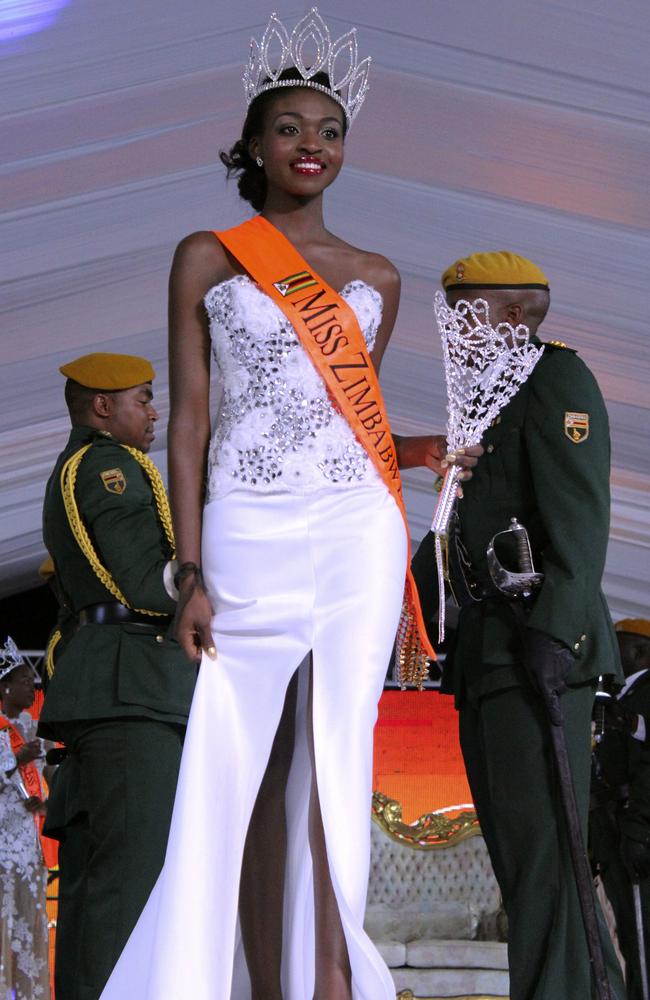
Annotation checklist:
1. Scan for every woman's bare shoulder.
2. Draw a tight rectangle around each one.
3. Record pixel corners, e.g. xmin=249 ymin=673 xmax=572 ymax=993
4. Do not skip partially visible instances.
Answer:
xmin=360 ymin=250 xmax=400 ymax=290
xmin=333 ymin=238 xmax=400 ymax=295
xmin=171 ymin=230 xmax=235 ymax=289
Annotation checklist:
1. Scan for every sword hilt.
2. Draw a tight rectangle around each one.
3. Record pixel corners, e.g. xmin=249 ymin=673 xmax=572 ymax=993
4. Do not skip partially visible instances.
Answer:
xmin=486 ymin=517 xmax=543 ymax=598
xmin=510 ymin=517 xmax=534 ymax=574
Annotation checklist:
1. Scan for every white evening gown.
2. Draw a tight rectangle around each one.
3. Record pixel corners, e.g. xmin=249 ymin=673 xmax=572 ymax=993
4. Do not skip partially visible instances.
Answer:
xmin=100 ymin=276 xmax=406 ymax=999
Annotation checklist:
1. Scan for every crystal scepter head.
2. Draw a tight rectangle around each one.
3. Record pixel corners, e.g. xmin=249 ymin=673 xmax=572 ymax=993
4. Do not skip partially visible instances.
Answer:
xmin=433 ymin=291 xmax=543 ymax=453
xmin=430 ymin=290 xmax=544 ymax=643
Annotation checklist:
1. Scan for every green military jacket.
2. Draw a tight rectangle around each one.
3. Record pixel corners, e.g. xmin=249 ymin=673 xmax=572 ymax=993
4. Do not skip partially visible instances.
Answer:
xmin=594 ymin=671 xmax=650 ymax=846
xmin=441 ymin=340 xmax=623 ymax=704
xmin=39 ymin=426 xmax=197 ymax=739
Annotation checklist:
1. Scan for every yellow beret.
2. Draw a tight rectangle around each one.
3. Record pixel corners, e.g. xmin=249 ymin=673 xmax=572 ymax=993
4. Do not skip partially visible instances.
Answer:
xmin=38 ymin=556 xmax=55 ymax=580
xmin=59 ymin=353 xmax=155 ymax=390
xmin=615 ymin=618 xmax=650 ymax=640
xmin=442 ymin=251 xmax=549 ymax=292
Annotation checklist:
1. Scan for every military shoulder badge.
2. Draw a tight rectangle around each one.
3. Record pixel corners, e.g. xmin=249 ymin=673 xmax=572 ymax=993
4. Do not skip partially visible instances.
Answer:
xmin=543 ymin=340 xmax=576 ymax=354
xmin=100 ymin=468 xmax=126 ymax=494
xmin=564 ymin=411 xmax=589 ymax=443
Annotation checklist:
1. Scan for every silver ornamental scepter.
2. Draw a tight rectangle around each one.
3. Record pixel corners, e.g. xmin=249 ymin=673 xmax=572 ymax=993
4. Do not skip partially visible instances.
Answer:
xmin=431 ymin=290 xmax=544 ymax=643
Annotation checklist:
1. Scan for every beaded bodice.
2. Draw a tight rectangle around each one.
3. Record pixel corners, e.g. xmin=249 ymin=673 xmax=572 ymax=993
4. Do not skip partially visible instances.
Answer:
xmin=205 ymin=275 xmax=383 ymax=498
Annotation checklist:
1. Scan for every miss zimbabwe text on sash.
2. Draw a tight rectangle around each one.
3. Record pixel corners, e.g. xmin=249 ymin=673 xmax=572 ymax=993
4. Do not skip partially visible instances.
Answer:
xmin=215 ymin=215 xmax=434 ymax=687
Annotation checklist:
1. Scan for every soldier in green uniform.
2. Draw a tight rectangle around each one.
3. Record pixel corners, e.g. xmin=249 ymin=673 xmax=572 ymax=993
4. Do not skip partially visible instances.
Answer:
xmin=38 ymin=352 xmax=197 ymax=1000
xmin=592 ymin=617 xmax=650 ymax=1000
xmin=413 ymin=252 xmax=625 ymax=999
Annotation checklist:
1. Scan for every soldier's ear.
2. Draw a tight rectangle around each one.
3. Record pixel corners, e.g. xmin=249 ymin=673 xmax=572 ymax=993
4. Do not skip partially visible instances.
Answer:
xmin=92 ymin=392 xmax=113 ymax=418
xmin=504 ymin=302 xmax=524 ymax=326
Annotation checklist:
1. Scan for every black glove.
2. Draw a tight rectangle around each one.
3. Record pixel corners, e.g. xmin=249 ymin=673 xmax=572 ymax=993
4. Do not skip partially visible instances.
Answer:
xmin=621 ymin=836 xmax=650 ymax=882
xmin=523 ymin=628 xmax=575 ymax=726
xmin=603 ymin=700 xmax=640 ymax=737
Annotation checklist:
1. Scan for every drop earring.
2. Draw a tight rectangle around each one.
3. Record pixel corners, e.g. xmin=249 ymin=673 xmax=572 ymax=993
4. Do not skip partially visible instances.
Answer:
xmin=255 ymin=156 xmax=264 ymax=168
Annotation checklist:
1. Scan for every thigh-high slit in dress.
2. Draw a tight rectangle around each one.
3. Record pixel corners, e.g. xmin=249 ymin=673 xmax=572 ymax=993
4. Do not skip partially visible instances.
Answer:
xmin=100 ymin=276 xmax=407 ymax=999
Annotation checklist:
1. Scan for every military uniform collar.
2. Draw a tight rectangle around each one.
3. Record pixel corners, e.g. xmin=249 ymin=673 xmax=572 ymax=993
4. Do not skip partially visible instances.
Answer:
xmin=67 ymin=425 xmax=115 ymax=447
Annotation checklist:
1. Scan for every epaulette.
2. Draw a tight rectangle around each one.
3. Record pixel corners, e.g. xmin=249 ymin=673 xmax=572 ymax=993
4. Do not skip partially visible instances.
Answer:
xmin=542 ymin=340 xmax=577 ymax=354
xmin=89 ymin=430 xmax=127 ymax=448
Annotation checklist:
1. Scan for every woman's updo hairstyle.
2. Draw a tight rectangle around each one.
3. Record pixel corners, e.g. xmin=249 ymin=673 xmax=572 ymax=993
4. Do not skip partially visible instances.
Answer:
xmin=220 ymin=68 xmax=346 ymax=211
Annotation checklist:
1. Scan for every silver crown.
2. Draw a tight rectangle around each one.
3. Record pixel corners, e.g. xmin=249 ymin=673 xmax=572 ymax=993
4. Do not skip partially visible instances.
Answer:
xmin=0 ymin=636 xmax=24 ymax=681
xmin=243 ymin=8 xmax=371 ymax=128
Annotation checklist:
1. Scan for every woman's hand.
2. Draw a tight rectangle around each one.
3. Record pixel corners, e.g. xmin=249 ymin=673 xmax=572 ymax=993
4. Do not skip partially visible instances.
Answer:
xmin=15 ymin=740 xmax=43 ymax=766
xmin=396 ymin=435 xmax=484 ymax=478
xmin=24 ymin=796 xmax=47 ymax=815
xmin=174 ymin=580 xmax=217 ymax=664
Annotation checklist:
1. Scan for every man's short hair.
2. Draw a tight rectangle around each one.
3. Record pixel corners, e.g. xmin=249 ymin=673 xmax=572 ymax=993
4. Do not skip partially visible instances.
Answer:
xmin=64 ymin=378 xmax=104 ymax=422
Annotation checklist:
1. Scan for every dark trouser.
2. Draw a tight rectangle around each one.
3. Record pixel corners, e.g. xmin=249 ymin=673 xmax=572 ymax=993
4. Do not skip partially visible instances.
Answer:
xmin=459 ymin=681 xmax=626 ymax=1000
xmin=592 ymin=808 xmax=650 ymax=1000
xmin=56 ymin=813 xmax=91 ymax=1000
xmin=55 ymin=718 xmax=184 ymax=1000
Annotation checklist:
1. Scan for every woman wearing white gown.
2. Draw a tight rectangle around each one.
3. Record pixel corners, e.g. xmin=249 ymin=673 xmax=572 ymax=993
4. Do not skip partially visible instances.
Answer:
xmin=100 ymin=10 xmax=479 ymax=1000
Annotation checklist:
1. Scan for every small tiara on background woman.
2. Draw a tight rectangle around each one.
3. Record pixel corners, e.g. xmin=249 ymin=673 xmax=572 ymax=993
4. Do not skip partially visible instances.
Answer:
xmin=242 ymin=7 xmax=371 ymax=128
xmin=0 ymin=636 xmax=24 ymax=680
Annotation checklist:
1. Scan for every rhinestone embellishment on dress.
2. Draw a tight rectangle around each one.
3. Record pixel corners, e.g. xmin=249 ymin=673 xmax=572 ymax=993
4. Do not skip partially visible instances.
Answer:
xmin=205 ymin=276 xmax=383 ymax=498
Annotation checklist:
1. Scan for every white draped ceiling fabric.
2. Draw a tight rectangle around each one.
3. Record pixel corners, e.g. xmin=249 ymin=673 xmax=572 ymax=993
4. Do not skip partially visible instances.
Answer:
xmin=1 ymin=1 xmax=649 ymax=619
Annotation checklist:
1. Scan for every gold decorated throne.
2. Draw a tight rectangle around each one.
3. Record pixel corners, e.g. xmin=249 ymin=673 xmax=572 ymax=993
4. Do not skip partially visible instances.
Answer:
xmin=367 ymin=792 xmax=509 ymax=1000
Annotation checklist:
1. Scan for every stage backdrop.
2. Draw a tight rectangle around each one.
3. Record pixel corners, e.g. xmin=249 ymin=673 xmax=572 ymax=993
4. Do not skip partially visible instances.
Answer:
xmin=1 ymin=0 xmax=649 ymax=620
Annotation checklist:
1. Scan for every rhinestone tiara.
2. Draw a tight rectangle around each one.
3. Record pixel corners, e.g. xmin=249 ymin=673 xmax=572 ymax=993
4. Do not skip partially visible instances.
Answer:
xmin=0 ymin=636 xmax=24 ymax=681
xmin=243 ymin=7 xmax=371 ymax=128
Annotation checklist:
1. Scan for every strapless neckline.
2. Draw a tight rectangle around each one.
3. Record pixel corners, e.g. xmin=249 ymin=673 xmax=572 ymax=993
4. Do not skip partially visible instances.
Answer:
xmin=204 ymin=273 xmax=384 ymax=310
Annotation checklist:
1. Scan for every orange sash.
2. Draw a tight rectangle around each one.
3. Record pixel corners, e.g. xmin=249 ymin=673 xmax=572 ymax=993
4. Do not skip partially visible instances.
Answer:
xmin=215 ymin=215 xmax=434 ymax=686
xmin=0 ymin=715 xmax=58 ymax=869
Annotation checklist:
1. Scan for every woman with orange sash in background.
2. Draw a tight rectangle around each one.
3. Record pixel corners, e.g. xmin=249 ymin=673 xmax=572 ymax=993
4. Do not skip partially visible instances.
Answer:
xmin=0 ymin=637 xmax=53 ymax=1000
xmin=100 ymin=10 xmax=479 ymax=999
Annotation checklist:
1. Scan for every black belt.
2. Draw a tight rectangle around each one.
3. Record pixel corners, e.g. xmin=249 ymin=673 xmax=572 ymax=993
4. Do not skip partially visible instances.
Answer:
xmin=78 ymin=602 xmax=171 ymax=628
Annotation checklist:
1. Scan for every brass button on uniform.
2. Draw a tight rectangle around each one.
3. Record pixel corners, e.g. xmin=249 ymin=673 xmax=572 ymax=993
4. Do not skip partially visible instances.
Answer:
xmin=486 ymin=443 xmax=495 ymax=454
xmin=574 ymin=642 xmax=580 ymax=650
xmin=155 ymin=634 xmax=164 ymax=644
xmin=580 ymin=634 xmax=587 ymax=641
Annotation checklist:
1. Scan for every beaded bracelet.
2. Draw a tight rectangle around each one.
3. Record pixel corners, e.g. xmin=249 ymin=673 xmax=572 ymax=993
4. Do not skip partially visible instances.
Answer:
xmin=173 ymin=562 xmax=204 ymax=589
